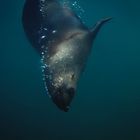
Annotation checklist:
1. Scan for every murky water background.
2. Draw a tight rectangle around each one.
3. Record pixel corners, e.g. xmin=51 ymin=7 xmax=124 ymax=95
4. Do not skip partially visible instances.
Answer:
xmin=0 ymin=0 xmax=140 ymax=140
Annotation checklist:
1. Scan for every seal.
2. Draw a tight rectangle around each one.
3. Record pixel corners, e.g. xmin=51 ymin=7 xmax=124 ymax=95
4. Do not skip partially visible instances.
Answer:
xmin=22 ymin=0 xmax=112 ymax=112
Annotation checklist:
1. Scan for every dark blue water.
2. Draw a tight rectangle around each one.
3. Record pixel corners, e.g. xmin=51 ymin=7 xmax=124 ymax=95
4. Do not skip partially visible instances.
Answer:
xmin=0 ymin=0 xmax=140 ymax=140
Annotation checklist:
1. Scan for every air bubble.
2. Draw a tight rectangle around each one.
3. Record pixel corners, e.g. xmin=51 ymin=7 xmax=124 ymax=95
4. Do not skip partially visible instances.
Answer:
xmin=41 ymin=52 xmax=45 ymax=55
xmin=44 ymin=28 xmax=48 ymax=31
xmin=52 ymin=30 xmax=57 ymax=34
xmin=41 ymin=45 xmax=45 ymax=49
xmin=41 ymin=35 xmax=46 ymax=39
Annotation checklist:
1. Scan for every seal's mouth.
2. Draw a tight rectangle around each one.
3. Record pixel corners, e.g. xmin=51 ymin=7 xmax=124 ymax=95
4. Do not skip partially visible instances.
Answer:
xmin=52 ymin=87 xmax=75 ymax=112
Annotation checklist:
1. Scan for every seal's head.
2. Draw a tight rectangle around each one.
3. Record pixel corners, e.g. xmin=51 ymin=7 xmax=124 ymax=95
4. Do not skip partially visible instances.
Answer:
xmin=48 ymin=70 xmax=78 ymax=112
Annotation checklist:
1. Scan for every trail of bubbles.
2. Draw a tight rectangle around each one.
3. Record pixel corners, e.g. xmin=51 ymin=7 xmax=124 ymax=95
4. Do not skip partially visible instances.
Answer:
xmin=71 ymin=0 xmax=85 ymax=20
xmin=62 ymin=0 xmax=85 ymax=21
xmin=40 ymin=52 xmax=49 ymax=97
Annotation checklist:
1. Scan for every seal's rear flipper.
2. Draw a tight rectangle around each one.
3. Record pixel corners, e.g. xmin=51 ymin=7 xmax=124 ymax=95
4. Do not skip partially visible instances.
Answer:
xmin=90 ymin=17 xmax=112 ymax=39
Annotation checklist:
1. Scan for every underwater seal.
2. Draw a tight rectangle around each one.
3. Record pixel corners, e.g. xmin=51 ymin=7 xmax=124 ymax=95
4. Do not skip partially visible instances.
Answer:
xmin=22 ymin=0 xmax=112 ymax=112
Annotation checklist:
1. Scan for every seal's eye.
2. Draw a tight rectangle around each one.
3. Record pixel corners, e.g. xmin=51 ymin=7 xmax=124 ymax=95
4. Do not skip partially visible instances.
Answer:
xmin=71 ymin=73 xmax=75 ymax=80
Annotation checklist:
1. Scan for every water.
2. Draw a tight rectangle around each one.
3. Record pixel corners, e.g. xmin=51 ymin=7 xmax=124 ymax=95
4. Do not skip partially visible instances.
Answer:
xmin=0 ymin=0 xmax=140 ymax=140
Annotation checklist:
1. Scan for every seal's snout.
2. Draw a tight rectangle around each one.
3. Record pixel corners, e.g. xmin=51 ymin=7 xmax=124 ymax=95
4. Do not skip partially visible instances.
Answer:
xmin=52 ymin=87 xmax=75 ymax=112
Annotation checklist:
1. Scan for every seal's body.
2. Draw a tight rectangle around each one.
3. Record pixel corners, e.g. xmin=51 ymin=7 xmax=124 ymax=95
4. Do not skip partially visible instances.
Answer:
xmin=22 ymin=0 xmax=111 ymax=112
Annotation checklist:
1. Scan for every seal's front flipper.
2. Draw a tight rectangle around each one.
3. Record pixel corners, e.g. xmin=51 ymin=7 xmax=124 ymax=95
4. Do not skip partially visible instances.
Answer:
xmin=90 ymin=17 xmax=112 ymax=39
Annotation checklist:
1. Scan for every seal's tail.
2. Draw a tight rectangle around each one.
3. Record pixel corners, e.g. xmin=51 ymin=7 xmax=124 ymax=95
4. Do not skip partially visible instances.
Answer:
xmin=90 ymin=17 xmax=112 ymax=39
